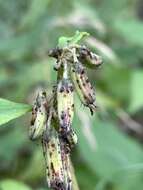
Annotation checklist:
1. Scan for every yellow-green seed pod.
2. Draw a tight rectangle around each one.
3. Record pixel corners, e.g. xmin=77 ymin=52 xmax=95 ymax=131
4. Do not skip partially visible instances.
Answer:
xmin=70 ymin=64 xmax=85 ymax=103
xmin=42 ymin=126 xmax=65 ymax=190
xmin=57 ymin=78 xmax=74 ymax=134
xmin=70 ymin=62 xmax=97 ymax=114
xmin=60 ymin=140 xmax=72 ymax=190
xmin=77 ymin=46 xmax=103 ymax=69
xmin=76 ymin=62 xmax=95 ymax=103
xmin=29 ymin=91 xmax=48 ymax=140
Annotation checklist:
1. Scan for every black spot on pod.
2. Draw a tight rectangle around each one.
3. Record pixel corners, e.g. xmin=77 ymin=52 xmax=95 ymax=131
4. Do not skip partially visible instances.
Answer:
xmin=60 ymin=86 xmax=64 ymax=93
xmin=66 ymin=89 xmax=69 ymax=93
xmin=61 ymin=112 xmax=66 ymax=120
xmin=86 ymin=79 xmax=89 ymax=83
xmin=81 ymin=69 xmax=85 ymax=75
xmin=76 ymin=79 xmax=79 ymax=83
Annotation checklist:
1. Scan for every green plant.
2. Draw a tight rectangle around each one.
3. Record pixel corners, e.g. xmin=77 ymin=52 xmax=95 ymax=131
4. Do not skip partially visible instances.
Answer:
xmin=0 ymin=31 xmax=102 ymax=190
xmin=1 ymin=1 xmax=143 ymax=190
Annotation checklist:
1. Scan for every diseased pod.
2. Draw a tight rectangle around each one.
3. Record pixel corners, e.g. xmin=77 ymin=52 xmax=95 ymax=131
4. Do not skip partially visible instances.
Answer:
xmin=56 ymin=62 xmax=77 ymax=147
xmin=77 ymin=46 xmax=103 ymax=68
xmin=70 ymin=60 xmax=97 ymax=115
xmin=29 ymin=91 xmax=48 ymax=140
xmin=42 ymin=126 xmax=65 ymax=190
xmin=29 ymin=32 xmax=102 ymax=190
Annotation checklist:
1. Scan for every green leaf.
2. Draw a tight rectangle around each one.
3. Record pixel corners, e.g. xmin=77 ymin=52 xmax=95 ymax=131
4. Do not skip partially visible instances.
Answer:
xmin=114 ymin=19 xmax=143 ymax=46
xmin=78 ymin=120 xmax=143 ymax=189
xmin=0 ymin=98 xmax=32 ymax=126
xmin=96 ymin=0 xmax=132 ymax=23
xmin=9 ymin=59 xmax=55 ymax=100
xmin=20 ymin=148 xmax=44 ymax=182
xmin=58 ymin=31 xmax=89 ymax=48
xmin=75 ymin=161 xmax=97 ymax=190
xmin=96 ymin=163 xmax=143 ymax=190
xmin=0 ymin=124 xmax=27 ymax=161
xmin=100 ymin=64 xmax=131 ymax=103
xmin=129 ymin=70 xmax=143 ymax=113
xmin=21 ymin=0 xmax=50 ymax=28
xmin=0 ymin=32 xmax=39 ymax=61
xmin=74 ymin=99 xmax=143 ymax=182
xmin=0 ymin=179 xmax=32 ymax=190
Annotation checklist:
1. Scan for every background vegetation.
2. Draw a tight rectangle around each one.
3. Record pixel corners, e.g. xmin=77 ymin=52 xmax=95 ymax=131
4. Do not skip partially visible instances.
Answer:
xmin=0 ymin=0 xmax=143 ymax=189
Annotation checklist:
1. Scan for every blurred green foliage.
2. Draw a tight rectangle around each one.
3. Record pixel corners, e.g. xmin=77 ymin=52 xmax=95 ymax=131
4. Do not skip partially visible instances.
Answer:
xmin=0 ymin=0 xmax=143 ymax=190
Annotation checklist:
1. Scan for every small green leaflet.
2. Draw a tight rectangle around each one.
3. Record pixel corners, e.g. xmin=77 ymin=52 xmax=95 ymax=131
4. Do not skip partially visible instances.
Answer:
xmin=58 ymin=30 xmax=89 ymax=48
xmin=0 ymin=98 xmax=32 ymax=126
xmin=0 ymin=179 xmax=32 ymax=190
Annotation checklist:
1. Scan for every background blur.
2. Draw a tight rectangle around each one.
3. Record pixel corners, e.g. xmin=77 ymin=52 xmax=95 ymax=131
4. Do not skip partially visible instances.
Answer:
xmin=1 ymin=0 xmax=143 ymax=190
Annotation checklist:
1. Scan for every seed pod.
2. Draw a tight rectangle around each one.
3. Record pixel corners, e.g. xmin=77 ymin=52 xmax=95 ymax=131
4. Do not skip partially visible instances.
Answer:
xmin=42 ymin=126 xmax=65 ymax=190
xmin=70 ymin=62 xmax=97 ymax=114
xmin=29 ymin=91 xmax=48 ymax=140
xmin=60 ymin=128 xmax=78 ymax=149
xmin=66 ymin=129 xmax=78 ymax=148
xmin=77 ymin=46 xmax=103 ymax=69
xmin=48 ymin=48 xmax=62 ymax=59
xmin=57 ymin=78 xmax=74 ymax=134
xmin=60 ymin=140 xmax=72 ymax=190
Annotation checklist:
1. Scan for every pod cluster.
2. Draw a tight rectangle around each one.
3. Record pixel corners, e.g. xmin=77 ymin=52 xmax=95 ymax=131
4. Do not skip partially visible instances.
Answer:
xmin=29 ymin=45 xmax=102 ymax=190
xmin=49 ymin=45 xmax=103 ymax=114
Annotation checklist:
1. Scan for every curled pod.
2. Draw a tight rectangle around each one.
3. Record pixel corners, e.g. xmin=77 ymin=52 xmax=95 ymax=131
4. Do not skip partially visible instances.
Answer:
xmin=57 ymin=78 xmax=74 ymax=134
xmin=48 ymin=48 xmax=63 ymax=71
xmin=42 ymin=126 xmax=65 ymax=190
xmin=70 ymin=62 xmax=97 ymax=114
xmin=48 ymin=48 xmax=62 ymax=59
xmin=77 ymin=46 xmax=103 ymax=69
xmin=29 ymin=91 xmax=48 ymax=140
